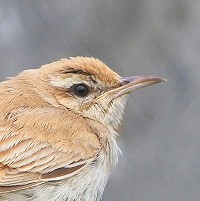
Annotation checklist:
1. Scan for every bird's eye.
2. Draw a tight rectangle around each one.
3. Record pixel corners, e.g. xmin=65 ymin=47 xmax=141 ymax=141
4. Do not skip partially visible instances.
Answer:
xmin=71 ymin=83 xmax=89 ymax=97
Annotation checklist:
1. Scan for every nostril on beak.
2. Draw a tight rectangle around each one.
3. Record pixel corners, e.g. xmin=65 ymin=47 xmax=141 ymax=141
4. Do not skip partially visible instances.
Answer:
xmin=121 ymin=77 xmax=131 ymax=85
xmin=121 ymin=76 xmax=166 ymax=86
xmin=121 ymin=77 xmax=139 ymax=85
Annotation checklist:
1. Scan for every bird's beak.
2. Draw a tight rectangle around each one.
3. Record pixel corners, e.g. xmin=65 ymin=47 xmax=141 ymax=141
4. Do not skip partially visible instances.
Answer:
xmin=108 ymin=76 xmax=166 ymax=99
xmin=94 ymin=76 xmax=166 ymax=102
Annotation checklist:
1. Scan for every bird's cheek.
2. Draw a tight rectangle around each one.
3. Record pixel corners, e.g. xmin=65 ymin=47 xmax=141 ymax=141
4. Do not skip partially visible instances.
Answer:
xmin=55 ymin=94 xmax=80 ymax=111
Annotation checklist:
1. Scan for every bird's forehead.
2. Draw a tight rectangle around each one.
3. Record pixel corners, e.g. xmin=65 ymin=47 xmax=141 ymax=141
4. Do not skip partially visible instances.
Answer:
xmin=42 ymin=57 xmax=121 ymax=87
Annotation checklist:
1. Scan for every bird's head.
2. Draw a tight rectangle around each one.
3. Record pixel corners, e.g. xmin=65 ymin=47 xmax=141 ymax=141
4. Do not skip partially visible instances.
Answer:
xmin=29 ymin=57 xmax=165 ymax=128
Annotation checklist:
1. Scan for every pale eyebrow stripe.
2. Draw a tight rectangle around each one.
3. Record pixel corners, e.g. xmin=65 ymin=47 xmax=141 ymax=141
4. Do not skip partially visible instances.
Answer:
xmin=50 ymin=77 xmax=92 ymax=89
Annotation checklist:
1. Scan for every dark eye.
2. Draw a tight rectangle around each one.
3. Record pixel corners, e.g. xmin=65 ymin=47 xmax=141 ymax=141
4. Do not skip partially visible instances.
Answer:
xmin=71 ymin=83 xmax=89 ymax=97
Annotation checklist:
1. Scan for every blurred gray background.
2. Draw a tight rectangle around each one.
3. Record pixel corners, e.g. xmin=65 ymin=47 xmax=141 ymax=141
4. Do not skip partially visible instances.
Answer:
xmin=0 ymin=1 xmax=199 ymax=201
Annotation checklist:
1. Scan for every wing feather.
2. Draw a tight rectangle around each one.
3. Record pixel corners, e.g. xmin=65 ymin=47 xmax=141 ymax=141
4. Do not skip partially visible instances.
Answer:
xmin=0 ymin=107 xmax=101 ymax=193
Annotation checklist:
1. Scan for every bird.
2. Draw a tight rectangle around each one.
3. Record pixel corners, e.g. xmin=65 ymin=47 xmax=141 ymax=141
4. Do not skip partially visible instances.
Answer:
xmin=0 ymin=57 xmax=165 ymax=201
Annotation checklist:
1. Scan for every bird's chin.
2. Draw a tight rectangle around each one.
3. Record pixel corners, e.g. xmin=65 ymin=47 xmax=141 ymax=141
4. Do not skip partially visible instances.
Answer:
xmin=84 ymin=94 xmax=128 ymax=129
xmin=106 ymin=94 xmax=129 ymax=128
